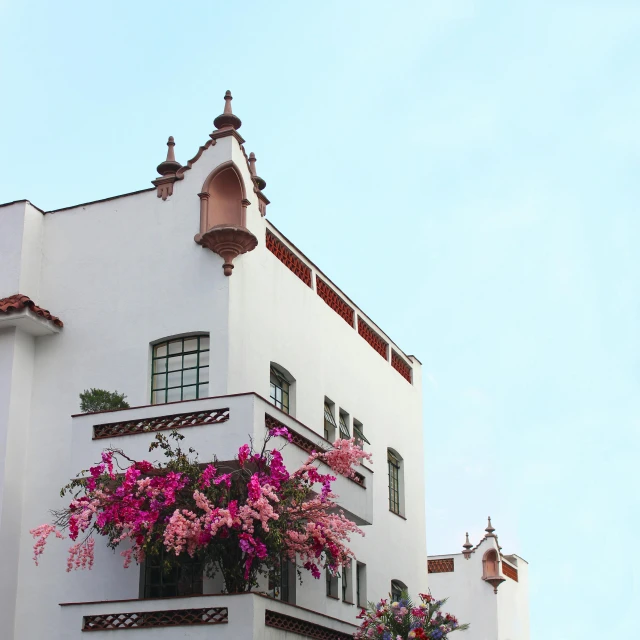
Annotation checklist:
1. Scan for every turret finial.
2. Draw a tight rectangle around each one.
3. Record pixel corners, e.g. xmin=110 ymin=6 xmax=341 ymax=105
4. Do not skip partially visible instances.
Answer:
xmin=156 ymin=136 xmax=182 ymax=176
xmin=248 ymin=152 xmax=267 ymax=190
xmin=214 ymin=90 xmax=242 ymax=131
xmin=485 ymin=516 xmax=496 ymax=537
xmin=462 ymin=532 xmax=473 ymax=559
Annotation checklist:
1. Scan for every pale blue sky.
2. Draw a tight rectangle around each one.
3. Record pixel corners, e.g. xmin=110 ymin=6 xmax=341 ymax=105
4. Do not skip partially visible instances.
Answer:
xmin=1 ymin=1 xmax=639 ymax=637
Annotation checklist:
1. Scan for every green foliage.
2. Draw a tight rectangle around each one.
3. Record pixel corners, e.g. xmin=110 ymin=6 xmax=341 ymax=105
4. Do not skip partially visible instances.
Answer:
xmin=79 ymin=388 xmax=130 ymax=413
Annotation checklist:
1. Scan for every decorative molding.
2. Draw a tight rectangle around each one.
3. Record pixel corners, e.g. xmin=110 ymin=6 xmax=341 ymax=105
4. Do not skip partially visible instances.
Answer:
xmin=357 ymin=317 xmax=388 ymax=359
xmin=428 ymin=558 xmax=454 ymax=573
xmin=316 ymin=278 xmax=354 ymax=326
xmin=195 ymin=225 xmax=258 ymax=276
xmin=391 ymin=350 xmax=412 ymax=383
xmin=265 ymin=230 xmax=312 ymax=287
xmin=175 ymin=139 xmax=215 ymax=178
xmin=152 ymin=136 xmax=182 ymax=200
xmin=265 ymin=609 xmax=353 ymax=640
xmin=82 ymin=607 xmax=228 ymax=631
xmin=93 ymin=408 xmax=229 ymax=439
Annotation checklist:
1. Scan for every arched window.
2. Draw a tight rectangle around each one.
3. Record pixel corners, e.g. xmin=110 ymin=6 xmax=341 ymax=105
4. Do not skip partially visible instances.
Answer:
xmin=151 ymin=334 xmax=209 ymax=403
xmin=391 ymin=579 xmax=407 ymax=602
xmin=270 ymin=364 xmax=294 ymax=415
xmin=482 ymin=549 xmax=499 ymax=579
xmin=387 ymin=449 xmax=404 ymax=516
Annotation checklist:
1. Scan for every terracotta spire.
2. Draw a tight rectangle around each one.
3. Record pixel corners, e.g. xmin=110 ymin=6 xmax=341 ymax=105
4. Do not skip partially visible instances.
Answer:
xmin=153 ymin=136 xmax=182 ymax=200
xmin=156 ymin=136 xmax=182 ymax=176
xmin=213 ymin=90 xmax=242 ymax=131
xmin=485 ymin=516 xmax=496 ymax=537
xmin=248 ymin=152 xmax=267 ymax=190
xmin=462 ymin=532 xmax=473 ymax=559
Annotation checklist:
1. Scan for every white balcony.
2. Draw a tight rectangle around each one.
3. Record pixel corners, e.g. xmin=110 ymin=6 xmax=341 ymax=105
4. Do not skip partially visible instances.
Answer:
xmin=70 ymin=393 xmax=373 ymax=525
xmin=59 ymin=592 xmax=358 ymax=639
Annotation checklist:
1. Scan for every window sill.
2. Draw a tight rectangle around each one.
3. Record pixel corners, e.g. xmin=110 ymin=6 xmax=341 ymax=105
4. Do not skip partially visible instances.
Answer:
xmin=326 ymin=594 xmax=340 ymax=601
xmin=389 ymin=509 xmax=407 ymax=520
xmin=342 ymin=599 xmax=355 ymax=606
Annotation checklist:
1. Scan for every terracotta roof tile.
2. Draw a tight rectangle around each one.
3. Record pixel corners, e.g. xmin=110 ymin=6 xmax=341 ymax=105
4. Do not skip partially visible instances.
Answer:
xmin=0 ymin=294 xmax=63 ymax=328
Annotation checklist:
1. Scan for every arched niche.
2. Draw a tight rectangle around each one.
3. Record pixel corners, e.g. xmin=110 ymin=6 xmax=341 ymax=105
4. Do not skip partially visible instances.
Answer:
xmin=482 ymin=549 xmax=499 ymax=579
xmin=198 ymin=162 xmax=249 ymax=234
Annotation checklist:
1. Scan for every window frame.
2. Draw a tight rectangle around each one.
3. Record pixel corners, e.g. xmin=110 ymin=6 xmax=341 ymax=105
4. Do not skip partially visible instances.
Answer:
xmin=151 ymin=334 xmax=210 ymax=404
xmin=326 ymin=568 xmax=339 ymax=599
xmin=140 ymin=549 xmax=203 ymax=599
xmin=270 ymin=365 xmax=291 ymax=414
xmin=388 ymin=450 xmax=401 ymax=515
xmin=391 ymin=579 xmax=406 ymax=603
xmin=356 ymin=562 xmax=367 ymax=609
xmin=353 ymin=419 xmax=370 ymax=446
xmin=324 ymin=401 xmax=337 ymax=441
xmin=338 ymin=411 xmax=350 ymax=439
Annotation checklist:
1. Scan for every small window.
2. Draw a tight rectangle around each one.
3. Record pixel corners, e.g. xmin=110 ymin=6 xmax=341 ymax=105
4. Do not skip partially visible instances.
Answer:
xmin=388 ymin=449 xmax=403 ymax=515
xmin=151 ymin=334 xmax=209 ymax=404
xmin=141 ymin=550 xmax=203 ymax=598
xmin=391 ymin=579 xmax=407 ymax=603
xmin=353 ymin=419 xmax=370 ymax=447
xmin=356 ymin=562 xmax=367 ymax=608
xmin=338 ymin=411 xmax=350 ymax=439
xmin=342 ymin=563 xmax=353 ymax=603
xmin=269 ymin=558 xmax=296 ymax=604
xmin=270 ymin=365 xmax=291 ymax=414
xmin=324 ymin=401 xmax=337 ymax=441
xmin=326 ymin=568 xmax=339 ymax=599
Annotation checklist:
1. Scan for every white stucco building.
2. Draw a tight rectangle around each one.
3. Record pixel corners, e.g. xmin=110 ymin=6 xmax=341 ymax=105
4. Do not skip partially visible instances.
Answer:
xmin=0 ymin=92 xmax=427 ymax=639
xmin=427 ymin=519 xmax=530 ymax=640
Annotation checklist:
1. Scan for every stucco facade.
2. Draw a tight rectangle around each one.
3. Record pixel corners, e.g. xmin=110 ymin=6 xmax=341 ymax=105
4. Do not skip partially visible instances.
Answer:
xmin=0 ymin=93 xmax=426 ymax=639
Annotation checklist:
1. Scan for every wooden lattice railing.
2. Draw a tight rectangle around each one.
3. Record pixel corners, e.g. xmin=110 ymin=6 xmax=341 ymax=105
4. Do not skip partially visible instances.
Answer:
xmin=93 ymin=408 xmax=229 ymax=439
xmin=265 ymin=609 xmax=354 ymax=640
xmin=428 ymin=558 xmax=454 ymax=573
xmin=82 ymin=606 xmax=228 ymax=631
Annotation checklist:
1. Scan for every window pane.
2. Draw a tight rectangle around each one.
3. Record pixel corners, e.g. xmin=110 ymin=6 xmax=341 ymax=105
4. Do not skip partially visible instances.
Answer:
xmin=199 ymin=367 xmax=209 ymax=383
xmin=167 ymin=387 xmax=181 ymax=402
xmin=183 ymin=368 xmax=197 ymax=386
xmin=184 ymin=338 xmax=198 ymax=352
xmin=167 ymin=371 xmax=182 ymax=388
xmin=167 ymin=355 xmax=182 ymax=372
xmin=183 ymin=352 xmax=198 ymax=369
xmin=152 ymin=373 xmax=166 ymax=390
xmin=152 ymin=390 xmax=165 ymax=404
xmin=154 ymin=344 xmax=167 ymax=357
xmin=199 ymin=350 xmax=209 ymax=367
xmin=168 ymin=340 xmax=183 ymax=355
xmin=198 ymin=383 xmax=208 ymax=398
xmin=154 ymin=358 xmax=167 ymax=373
xmin=200 ymin=336 xmax=210 ymax=350
xmin=183 ymin=385 xmax=197 ymax=401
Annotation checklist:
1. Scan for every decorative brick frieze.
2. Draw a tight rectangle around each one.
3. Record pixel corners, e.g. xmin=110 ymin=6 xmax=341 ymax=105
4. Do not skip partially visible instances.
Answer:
xmin=316 ymin=278 xmax=354 ymax=326
xmin=265 ymin=230 xmax=312 ymax=286
xmin=82 ymin=606 xmax=228 ymax=631
xmin=357 ymin=317 xmax=388 ymax=360
xmin=93 ymin=408 xmax=230 ymax=439
xmin=428 ymin=558 xmax=454 ymax=574
xmin=265 ymin=609 xmax=354 ymax=640
xmin=502 ymin=562 xmax=518 ymax=582
xmin=391 ymin=350 xmax=412 ymax=383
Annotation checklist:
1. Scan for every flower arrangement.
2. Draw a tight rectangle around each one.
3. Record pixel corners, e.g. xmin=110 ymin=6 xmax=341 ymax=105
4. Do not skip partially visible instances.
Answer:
xmin=355 ymin=592 xmax=469 ymax=640
xmin=30 ymin=427 xmax=371 ymax=593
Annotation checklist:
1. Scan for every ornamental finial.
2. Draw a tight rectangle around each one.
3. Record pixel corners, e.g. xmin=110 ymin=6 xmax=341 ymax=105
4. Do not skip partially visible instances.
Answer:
xmin=156 ymin=136 xmax=182 ymax=176
xmin=248 ymin=152 xmax=267 ymax=190
xmin=485 ymin=516 xmax=496 ymax=537
xmin=462 ymin=532 xmax=473 ymax=559
xmin=214 ymin=90 xmax=242 ymax=131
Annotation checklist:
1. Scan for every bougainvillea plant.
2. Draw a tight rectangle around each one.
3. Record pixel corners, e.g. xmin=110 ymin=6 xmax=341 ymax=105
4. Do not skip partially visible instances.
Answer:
xmin=30 ymin=427 xmax=372 ymax=593
xmin=355 ymin=592 xmax=469 ymax=640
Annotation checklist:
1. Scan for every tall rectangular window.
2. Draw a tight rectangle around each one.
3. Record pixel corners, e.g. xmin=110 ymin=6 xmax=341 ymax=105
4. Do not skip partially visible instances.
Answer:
xmin=324 ymin=401 xmax=337 ymax=441
xmin=326 ymin=568 xmax=338 ymax=598
xmin=342 ymin=563 xmax=353 ymax=603
xmin=339 ymin=411 xmax=350 ymax=439
xmin=270 ymin=366 xmax=290 ymax=413
xmin=151 ymin=335 xmax=209 ymax=404
xmin=388 ymin=451 xmax=401 ymax=514
xmin=356 ymin=562 xmax=367 ymax=608
xmin=353 ymin=420 xmax=370 ymax=448
xmin=141 ymin=551 xmax=203 ymax=598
